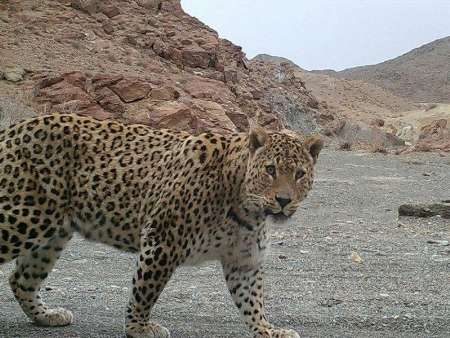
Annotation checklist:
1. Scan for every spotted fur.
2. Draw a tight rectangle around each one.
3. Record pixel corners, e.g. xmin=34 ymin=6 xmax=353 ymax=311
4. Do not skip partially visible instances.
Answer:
xmin=0 ymin=114 xmax=322 ymax=338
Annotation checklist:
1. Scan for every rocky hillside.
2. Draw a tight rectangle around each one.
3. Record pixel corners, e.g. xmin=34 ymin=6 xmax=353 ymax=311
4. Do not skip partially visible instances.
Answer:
xmin=0 ymin=0 xmax=327 ymax=135
xmin=253 ymin=54 xmax=415 ymax=123
xmin=320 ymin=36 xmax=450 ymax=103
xmin=253 ymin=53 xmax=450 ymax=153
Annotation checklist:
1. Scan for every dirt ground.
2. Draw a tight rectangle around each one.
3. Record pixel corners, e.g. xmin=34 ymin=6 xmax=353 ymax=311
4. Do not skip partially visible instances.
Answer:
xmin=0 ymin=150 xmax=449 ymax=338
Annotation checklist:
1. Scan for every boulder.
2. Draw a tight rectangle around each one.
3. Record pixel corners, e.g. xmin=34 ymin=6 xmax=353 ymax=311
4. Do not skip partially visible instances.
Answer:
xmin=182 ymin=46 xmax=215 ymax=69
xmin=142 ymin=101 xmax=193 ymax=130
xmin=150 ymin=86 xmax=180 ymax=101
xmin=3 ymin=65 xmax=25 ymax=82
xmin=94 ymin=87 xmax=126 ymax=115
xmin=183 ymin=77 xmax=232 ymax=103
xmin=399 ymin=202 xmax=450 ymax=219
xmin=224 ymin=67 xmax=238 ymax=83
xmin=99 ymin=4 xmax=120 ymax=18
xmin=414 ymin=119 xmax=450 ymax=152
xmin=71 ymin=0 xmax=99 ymax=15
xmin=190 ymin=99 xmax=237 ymax=133
xmin=135 ymin=0 xmax=162 ymax=12
xmin=110 ymin=79 xmax=151 ymax=103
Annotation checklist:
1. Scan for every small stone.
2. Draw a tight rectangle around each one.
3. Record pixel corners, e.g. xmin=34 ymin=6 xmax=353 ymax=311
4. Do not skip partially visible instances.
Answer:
xmin=100 ymin=5 xmax=120 ymax=18
xmin=3 ymin=65 xmax=25 ymax=82
xmin=0 ymin=13 xmax=10 ymax=23
xmin=427 ymin=239 xmax=449 ymax=246
xmin=102 ymin=22 xmax=114 ymax=35
xmin=318 ymin=298 xmax=343 ymax=307
xmin=351 ymin=251 xmax=363 ymax=264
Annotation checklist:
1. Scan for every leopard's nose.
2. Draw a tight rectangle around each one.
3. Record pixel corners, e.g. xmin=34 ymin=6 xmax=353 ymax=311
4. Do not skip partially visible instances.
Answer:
xmin=275 ymin=195 xmax=291 ymax=208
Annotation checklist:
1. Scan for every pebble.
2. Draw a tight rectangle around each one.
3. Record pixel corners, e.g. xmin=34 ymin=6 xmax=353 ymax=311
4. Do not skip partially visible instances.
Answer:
xmin=351 ymin=251 xmax=363 ymax=264
xmin=318 ymin=298 xmax=343 ymax=307
xmin=427 ymin=239 xmax=449 ymax=246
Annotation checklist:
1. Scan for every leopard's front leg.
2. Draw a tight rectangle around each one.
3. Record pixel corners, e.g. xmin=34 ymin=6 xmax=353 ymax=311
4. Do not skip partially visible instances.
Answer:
xmin=125 ymin=227 xmax=178 ymax=338
xmin=222 ymin=262 xmax=300 ymax=338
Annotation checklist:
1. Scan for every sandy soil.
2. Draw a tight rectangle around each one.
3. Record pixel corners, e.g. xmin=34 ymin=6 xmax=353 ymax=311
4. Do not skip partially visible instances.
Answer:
xmin=0 ymin=150 xmax=449 ymax=338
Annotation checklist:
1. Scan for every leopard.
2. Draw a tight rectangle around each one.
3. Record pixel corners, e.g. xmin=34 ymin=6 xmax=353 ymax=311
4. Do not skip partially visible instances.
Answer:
xmin=0 ymin=113 xmax=323 ymax=338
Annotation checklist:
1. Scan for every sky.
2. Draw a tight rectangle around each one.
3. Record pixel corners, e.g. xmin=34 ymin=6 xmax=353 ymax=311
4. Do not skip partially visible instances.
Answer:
xmin=181 ymin=0 xmax=450 ymax=71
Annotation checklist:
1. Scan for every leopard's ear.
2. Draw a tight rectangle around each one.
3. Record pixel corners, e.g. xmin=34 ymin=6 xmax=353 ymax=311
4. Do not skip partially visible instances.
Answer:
xmin=304 ymin=134 xmax=323 ymax=164
xmin=248 ymin=127 xmax=268 ymax=156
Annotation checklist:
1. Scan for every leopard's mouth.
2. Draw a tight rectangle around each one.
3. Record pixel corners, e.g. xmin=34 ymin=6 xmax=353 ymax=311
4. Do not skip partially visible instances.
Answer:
xmin=264 ymin=209 xmax=290 ymax=223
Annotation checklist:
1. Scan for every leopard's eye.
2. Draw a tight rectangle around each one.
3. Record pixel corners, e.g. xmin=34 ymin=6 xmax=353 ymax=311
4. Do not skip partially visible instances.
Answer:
xmin=295 ymin=168 xmax=306 ymax=180
xmin=266 ymin=164 xmax=276 ymax=177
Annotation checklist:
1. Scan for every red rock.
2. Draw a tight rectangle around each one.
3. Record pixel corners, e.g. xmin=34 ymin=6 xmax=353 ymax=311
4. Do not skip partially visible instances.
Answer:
xmin=37 ymin=80 xmax=91 ymax=106
xmin=181 ymin=39 xmax=193 ymax=46
xmin=63 ymin=71 xmax=87 ymax=89
xmin=224 ymin=67 xmax=238 ymax=83
xmin=143 ymin=101 xmax=193 ymax=130
xmin=182 ymin=47 xmax=214 ymax=69
xmin=102 ymin=22 xmax=114 ymax=34
xmin=190 ymin=99 xmax=237 ymax=133
xmin=250 ymin=89 xmax=263 ymax=100
xmin=91 ymin=74 xmax=123 ymax=89
xmin=150 ymin=86 xmax=180 ymax=101
xmin=75 ymin=104 xmax=114 ymax=120
xmin=71 ymin=0 xmax=99 ymax=15
xmin=135 ymin=0 xmax=162 ymax=12
xmin=152 ymin=40 xmax=169 ymax=58
xmin=168 ymin=47 xmax=183 ymax=66
xmin=99 ymin=4 xmax=120 ymax=18
xmin=94 ymin=87 xmax=125 ymax=115
xmin=224 ymin=109 xmax=249 ymax=131
xmin=5 ymin=0 xmax=330 ymax=141
xmin=110 ymin=79 xmax=151 ymax=103
xmin=183 ymin=77 xmax=232 ymax=103
xmin=414 ymin=119 xmax=450 ymax=152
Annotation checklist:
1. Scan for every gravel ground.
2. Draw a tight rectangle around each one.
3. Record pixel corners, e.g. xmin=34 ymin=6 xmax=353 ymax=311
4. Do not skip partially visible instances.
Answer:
xmin=0 ymin=150 xmax=449 ymax=338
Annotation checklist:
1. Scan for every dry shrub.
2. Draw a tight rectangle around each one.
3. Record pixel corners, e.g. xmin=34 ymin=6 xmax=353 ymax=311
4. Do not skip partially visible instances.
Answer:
xmin=0 ymin=95 xmax=38 ymax=130
xmin=371 ymin=145 xmax=388 ymax=154
xmin=337 ymin=141 xmax=352 ymax=151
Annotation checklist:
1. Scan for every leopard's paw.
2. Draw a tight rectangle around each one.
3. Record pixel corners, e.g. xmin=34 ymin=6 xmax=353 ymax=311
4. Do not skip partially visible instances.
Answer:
xmin=34 ymin=307 xmax=73 ymax=327
xmin=126 ymin=322 xmax=170 ymax=338
xmin=254 ymin=328 xmax=300 ymax=338
xmin=270 ymin=328 xmax=300 ymax=338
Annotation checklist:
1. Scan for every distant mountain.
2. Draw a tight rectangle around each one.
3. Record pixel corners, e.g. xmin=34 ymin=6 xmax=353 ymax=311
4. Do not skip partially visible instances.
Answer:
xmin=252 ymin=54 xmax=415 ymax=123
xmin=321 ymin=36 xmax=450 ymax=103
xmin=252 ymin=54 xmax=305 ymax=70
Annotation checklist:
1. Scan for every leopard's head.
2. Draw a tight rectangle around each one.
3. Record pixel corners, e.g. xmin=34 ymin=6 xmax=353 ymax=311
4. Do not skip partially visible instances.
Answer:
xmin=242 ymin=127 xmax=323 ymax=222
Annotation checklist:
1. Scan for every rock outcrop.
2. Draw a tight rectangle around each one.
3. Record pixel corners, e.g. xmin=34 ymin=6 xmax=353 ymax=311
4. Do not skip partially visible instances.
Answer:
xmin=0 ymin=0 xmax=326 ymax=135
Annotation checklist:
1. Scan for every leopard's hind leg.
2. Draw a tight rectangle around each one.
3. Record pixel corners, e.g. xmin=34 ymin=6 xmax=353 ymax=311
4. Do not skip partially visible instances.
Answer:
xmin=9 ymin=226 xmax=74 ymax=326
